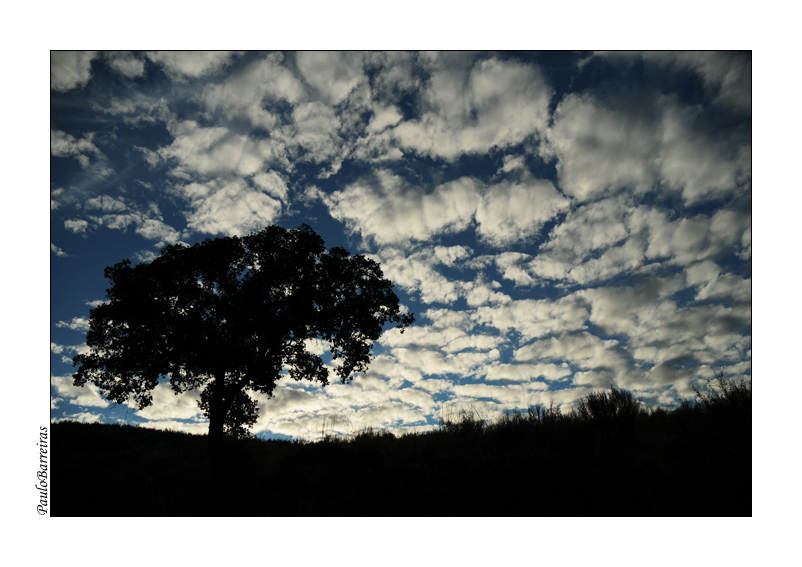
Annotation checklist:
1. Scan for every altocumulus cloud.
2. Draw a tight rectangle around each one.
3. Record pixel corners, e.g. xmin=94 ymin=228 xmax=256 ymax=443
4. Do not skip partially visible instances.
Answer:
xmin=51 ymin=51 xmax=751 ymax=438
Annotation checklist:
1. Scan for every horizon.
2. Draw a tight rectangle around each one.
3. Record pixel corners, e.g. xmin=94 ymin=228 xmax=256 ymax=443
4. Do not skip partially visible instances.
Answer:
xmin=50 ymin=50 xmax=751 ymax=441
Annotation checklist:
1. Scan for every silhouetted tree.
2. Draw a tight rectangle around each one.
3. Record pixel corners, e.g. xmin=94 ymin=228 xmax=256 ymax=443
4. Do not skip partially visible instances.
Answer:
xmin=73 ymin=224 xmax=414 ymax=454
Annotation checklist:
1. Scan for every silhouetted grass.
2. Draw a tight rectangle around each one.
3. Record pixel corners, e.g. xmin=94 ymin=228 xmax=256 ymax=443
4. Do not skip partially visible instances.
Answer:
xmin=52 ymin=376 xmax=751 ymax=517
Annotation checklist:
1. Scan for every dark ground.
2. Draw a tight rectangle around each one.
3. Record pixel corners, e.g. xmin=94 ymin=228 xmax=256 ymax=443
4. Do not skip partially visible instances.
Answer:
xmin=52 ymin=408 xmax=751 ymax=517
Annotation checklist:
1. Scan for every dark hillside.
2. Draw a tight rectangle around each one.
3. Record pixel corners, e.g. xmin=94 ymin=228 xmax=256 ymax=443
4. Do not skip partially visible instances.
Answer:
xmin=52 ymin=379 xmax=751 ymax=517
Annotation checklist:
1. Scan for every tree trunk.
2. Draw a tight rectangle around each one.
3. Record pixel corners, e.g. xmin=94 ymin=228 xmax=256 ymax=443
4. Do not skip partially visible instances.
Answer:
xmin=208 ymin=372 xmax=226 ymax=484
xmin=207 ymin=372 xmax=228 ymax=512
xmin=208 ymin=372 xmax=227 ymax=453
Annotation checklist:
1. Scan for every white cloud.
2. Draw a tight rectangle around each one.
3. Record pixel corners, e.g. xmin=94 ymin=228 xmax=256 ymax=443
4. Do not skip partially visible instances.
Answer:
xmin=133 ymin=250 xmax=159 ymax=263
xmin=51 ymin=375 xmax=109 ymax=408
xmin=286 ymin=101 xmax=343 ymax=164
xmin=574 ymin=276 xmax=751 ymax=375
xmin=514 ymin=200 xmax=750 ymax=286
xmin=476 ymin=175 xmax=569 ymax=246
xmin=252 ymin=171 xmax=289 ymax=201
xmin=367 ymin=105 xmax=403 ymax=134
xmin=51 ymin=51 xmax=98 ymax=91
xmin=515 ymin=332 xmax=631 ymax=378
xmin=422 ymin=308 xmax=477 ymax=331
xmin=56 ymin=317 xmax=90 ymax=331
xmin=325 ymin=170 xmax=482 ymax=247
xmin=357 ymin=353 xmax=424 ymax=385
xmin=51 ymin=129 xmax=103 ymax=168
xmin=644 ymin=209 xmax=750 ymax=266
xmin=432 ymin=245 xmax=473 ymax=266
xmin=541 ymin=92 xmax=658 ymax=201
xmin=364 ymin=51 xmax=422 ymax=102
xmin=303 ymin=338 xmax=327 ymax=356
xmin=135 ymin=383 xmax=203 ymax=421
xmin=657 ymin=103 xmax=751 ymax=204
xmin=390 ymin=387 xmax=437 ymax=412
xmin=52 ymin=412 xmax=104 ymax=424
xmin=676 ymin=52 xmax=751 ymax=112
xmin=497 ymin=264 xmax=536 ymax=287
xmin=135 ymin=218 xmax=182 ymax=245
xmin=541 ymin=91 xmax=749 ymax=204
xmin=351 ymin=130 xmax=404 ymax=163
xmin=542 ymin=197 xmax=630 ymax=257
xmin=105 ymin=51 xmax=145 ymax=79
xmin=89 ymin=213 xmax=141 ymax=231
xmin=498 ymin=155 xmax=527 ymax=174
xmin=414 ymin=378 xmax=454 ymax=395
xmin=50 ymin=342 xmax=90 ymax=357
xmin=452 ymin=383 xmax=548 ymax=406
xmin=79 ymin=198 xmax=186 ymax=247
xmin=51 ymin=187 xmax=64 ymax=210
xmin=64 ymin=219 xmax=89 ymax=233
xmin=684 ymin=260 xmax=722 ymax=288
xmin=738 ymin=226 xmax=751 ymax=261
xmin=485 ymin=362 xmax=571 ymax=382
xmin=564 ymin=237 xmax=647 ymax=285
xmin=85 ymin=194 xmax=127 ymax=213
xmin=380 ymin=324 xmax=502 ymax=354
xmin=203 ymin=53 xmax=306 ymax=129
xmin=296 ymin=51 xmax=365 ymax=106
xmin=624 ymin=301 xmax=752 ymax=375
xmin=371 ymin=247 xmax=467 ymax=305
xmin=462 ymin=277 xmax=512 ymax=307
xmin=577 ymin=276 xmax=684 ymax=337
xmin=159 ymin=120 xmax=271 ymax=178
xmin=51 ymin=243 xmax=68 ymax=257
xmin=178 ymin=178 xmax=283 ymax=237
xmin=255 ymin=382 xmax=329 ymax=417
xmin=620 ymin=51 xmax=752 ymax=113
xmin=472 ymin=294 xmax=589 ymax=341
xmin=135 ymin=145 xmax=162 ymax=167
xmin=492 ymin=252 xmax=535 ymax=286
xmin=97 ymin=96 xmax=170 ymax=127
xmin=146 ymin=51 xmax=237 ymax=79
xmin=694 ymin=273 xmax=751 ymax=303
xmin=391 ymin=55 xmax=553 ymax=160
xmin=391 ymin=346 xmax=499 ymax=378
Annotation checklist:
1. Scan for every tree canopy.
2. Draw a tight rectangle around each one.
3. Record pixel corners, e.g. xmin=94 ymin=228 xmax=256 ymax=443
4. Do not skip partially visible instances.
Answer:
xmin=73 ymin=224 xmax=414 ymax=441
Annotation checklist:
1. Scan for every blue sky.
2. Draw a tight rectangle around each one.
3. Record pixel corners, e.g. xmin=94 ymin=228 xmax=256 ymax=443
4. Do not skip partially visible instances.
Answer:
xmin=50 ymin=51 xmax=752 ymax=440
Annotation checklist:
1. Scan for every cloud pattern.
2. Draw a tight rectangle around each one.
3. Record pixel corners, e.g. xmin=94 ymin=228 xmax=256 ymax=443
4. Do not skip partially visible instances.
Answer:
xmin=50 ymin=51 xmax=751 ymax=438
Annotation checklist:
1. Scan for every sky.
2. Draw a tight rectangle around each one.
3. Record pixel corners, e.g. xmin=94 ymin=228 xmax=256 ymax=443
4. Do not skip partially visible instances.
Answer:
xmin=50 ymin=50 xmax=752 ymax=441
